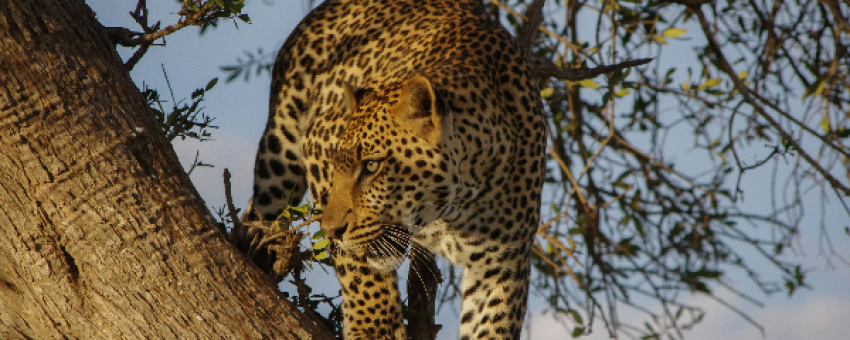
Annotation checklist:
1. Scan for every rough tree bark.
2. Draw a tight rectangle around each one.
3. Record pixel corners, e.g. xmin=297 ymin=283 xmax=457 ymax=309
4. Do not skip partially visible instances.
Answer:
xmin=0 ymin=1 xmax=333 ymax=339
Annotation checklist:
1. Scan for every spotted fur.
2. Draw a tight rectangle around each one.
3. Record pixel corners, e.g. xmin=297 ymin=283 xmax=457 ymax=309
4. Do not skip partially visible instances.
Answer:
xmin=246 ymin=1 xmax=546 ymax=339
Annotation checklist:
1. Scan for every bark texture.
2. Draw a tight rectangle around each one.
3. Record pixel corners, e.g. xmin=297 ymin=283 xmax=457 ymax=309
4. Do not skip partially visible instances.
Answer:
xmin=0 ymin=1 xmax=333 ymax=339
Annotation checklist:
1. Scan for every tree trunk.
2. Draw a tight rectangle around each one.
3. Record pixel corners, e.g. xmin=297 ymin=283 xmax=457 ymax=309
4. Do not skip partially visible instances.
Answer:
xmin=0 ymin=1 xmax=333 ymax=339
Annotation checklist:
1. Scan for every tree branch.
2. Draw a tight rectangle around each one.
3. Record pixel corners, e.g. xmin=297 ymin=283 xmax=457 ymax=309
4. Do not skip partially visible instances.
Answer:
xmin=534 ymin=56 xmax=654 ymax=81
xmin=517 ymin=0 xmax=546 ymax=52
xmin=690 ymin=5 xmax=850 ymax=196
xmin=666 ymin=0 xmax=713 ymax=7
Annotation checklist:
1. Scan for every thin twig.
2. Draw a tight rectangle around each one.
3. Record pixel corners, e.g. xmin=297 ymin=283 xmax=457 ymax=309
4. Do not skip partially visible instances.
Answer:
xmin=223 ymin=168 xmax=246 ymax=239
xmin=292 ymin=265 xmax=315 ymax=319
xmin=547 ymin=146 xmax=590 ymax=209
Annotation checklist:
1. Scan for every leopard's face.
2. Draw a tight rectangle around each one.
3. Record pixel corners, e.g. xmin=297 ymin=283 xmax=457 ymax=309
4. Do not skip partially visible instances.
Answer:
xmin=321 ymin=77 xmax=456 ymax=271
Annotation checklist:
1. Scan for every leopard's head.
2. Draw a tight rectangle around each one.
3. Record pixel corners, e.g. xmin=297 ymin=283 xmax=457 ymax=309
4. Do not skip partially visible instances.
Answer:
xmin=321 ymin=76 xmax=457 ymax=271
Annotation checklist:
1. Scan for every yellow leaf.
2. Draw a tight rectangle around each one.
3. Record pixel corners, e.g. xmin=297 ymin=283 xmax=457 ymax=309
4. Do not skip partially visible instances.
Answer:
xmin=567 ymin=238 xmax=576 ymax=249
xmin=540 ymin=88 xmax=554 ymax=99
xmin=662 ymin=28 xmax=687 ymax=38
xmin=313 ymin=238 xmax=330 ymax=249
xmin=821 ymin=112 xmax=830 ymax=132
xmin=804 ymin=80 xmax=825 ymax=99
xmin=738 ymin=70 xmax=748 ymax=79
xmin=813 ymin=81 xmax=825 ymax=97
xmin=698 ymin=78 xmax=722 ymax=90
xmin=653 ymin=35 xmax=667 ymax=45
xmin=614 ymin=88 xmax=630 ymax=97
xmin=603 ymin=1 xmax=620 ymax=11
xmin=579 ymin=79 xmax=599 ymax=89
xmin=315 ymin=251 xmax=328 ymax=260
xmin=683 ymin=82 xmax=691 ymax=92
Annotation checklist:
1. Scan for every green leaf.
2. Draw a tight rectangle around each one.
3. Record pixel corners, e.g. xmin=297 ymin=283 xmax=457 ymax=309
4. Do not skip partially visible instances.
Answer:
xmin=191 ymin=88 xmax=204 ymax=99
xmin=634 ymin=217 xmax=645 ymax=238
xmin=821 ymin=112 xmax=830 ymax=132
xmin=312 ymin=229 xmax=326 ymax=240
xmin=315 ymin=251 xmax=328 ymax=260
xmin=571 ymin=326 xmax=585 ymax=338
xmin=205 ymin=77 xmax=218 ymax=91
xmin=661 ymin=28 xmax=687 ymax=38
xmin=664 ymin=67 xmax=677 ymax=80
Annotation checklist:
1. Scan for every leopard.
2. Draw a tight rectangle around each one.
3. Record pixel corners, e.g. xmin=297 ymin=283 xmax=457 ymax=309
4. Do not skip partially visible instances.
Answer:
xmin=244 ymin=0 xmax=547 ymax=339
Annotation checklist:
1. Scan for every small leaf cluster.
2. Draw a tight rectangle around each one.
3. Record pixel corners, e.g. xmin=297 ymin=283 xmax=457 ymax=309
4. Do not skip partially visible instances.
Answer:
xmin=180 ymin=0 xmax=251 ymax=33
xmin=145 ymin=76 xmax=219 ymax=142
xmin=220 ymin=48 xmax=275 ymax=83
xmin=273 ymin=203 xmax=343 ymax=335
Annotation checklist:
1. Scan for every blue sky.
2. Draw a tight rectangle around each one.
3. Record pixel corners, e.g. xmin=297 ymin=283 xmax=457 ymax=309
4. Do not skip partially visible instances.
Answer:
xmin=86 ymin=1 xmax=850 ymax=339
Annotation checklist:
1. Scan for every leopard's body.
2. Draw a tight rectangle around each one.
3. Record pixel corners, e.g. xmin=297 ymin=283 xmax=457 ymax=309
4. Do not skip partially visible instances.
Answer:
xmin=246 ymin=0 xmax=546 ymax=338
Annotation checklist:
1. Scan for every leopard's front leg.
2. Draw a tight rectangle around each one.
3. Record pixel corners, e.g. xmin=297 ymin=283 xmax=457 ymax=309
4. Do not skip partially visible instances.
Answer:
xmin=458 ymin=255 xmax=531 ymax=340
xmin=332 ymin=248 xmax=407 ymax=340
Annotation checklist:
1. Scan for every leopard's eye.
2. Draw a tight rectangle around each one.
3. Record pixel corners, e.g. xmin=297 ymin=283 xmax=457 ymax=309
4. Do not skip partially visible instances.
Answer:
xmin=363 ymin=160 xmax=381 ymax=175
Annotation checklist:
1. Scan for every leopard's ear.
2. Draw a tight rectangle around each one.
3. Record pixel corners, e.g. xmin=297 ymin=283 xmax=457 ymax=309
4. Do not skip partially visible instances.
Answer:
xmin=391 ymin=76 xmax=450 ymax=145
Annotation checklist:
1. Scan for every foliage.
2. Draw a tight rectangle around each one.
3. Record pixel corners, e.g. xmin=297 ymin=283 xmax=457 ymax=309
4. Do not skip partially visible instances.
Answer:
xmin=221 ymin=47 xmax=276 ymax=83
xmin=144 ymin=71 xmax=218 ymax=143
xmin=278 ymin=203 xmax=345 ymax=336
xmin=214 ymin=201 xmax=345 ymax=334
xmin=485 ymin=0 xmax=849 ymax=339
xmin=105 ymin=0 xmax=251 ymax=69
xmin=143 ymin=67 xmax=218 ymax=174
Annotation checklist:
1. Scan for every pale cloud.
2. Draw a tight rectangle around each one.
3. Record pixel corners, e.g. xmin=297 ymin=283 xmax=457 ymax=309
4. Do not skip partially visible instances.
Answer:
xmin=515 ymin=288 xmax=850 ymax=340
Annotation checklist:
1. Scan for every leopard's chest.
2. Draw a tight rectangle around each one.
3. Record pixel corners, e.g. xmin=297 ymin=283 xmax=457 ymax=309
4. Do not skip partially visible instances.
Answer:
xmin=411 ymin=211 xmax=516 ymax=267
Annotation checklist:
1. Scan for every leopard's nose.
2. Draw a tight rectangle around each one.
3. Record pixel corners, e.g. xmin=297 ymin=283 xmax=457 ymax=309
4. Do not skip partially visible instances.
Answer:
xmin=325 ymin=223 xmax=348 ymax=240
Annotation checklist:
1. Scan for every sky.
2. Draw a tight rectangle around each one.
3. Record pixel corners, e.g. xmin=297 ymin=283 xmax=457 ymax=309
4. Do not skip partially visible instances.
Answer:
xmin=85 ymin=1 xmax=850 ymax=339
